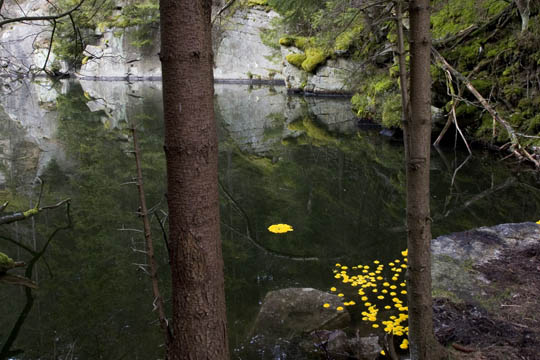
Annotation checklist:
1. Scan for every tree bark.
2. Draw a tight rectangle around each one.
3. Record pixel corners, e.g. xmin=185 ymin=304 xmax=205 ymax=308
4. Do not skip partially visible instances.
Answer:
xmin=159 ymin=1 xmax=229 ymax=359
xmin=405 ymin=0 xmax=445 ymax=359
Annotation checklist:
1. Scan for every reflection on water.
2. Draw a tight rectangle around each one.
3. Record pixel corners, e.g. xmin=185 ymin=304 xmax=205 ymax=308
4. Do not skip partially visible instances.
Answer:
xmin=1 ymin=80 xmax=540 ymax=359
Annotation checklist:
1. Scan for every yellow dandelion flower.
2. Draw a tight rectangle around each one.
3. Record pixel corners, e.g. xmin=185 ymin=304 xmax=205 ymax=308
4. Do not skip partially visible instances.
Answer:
xmin=330 ymin=287 xmax=337 ymax=292
xmin=389 ymin=262 xmax=395 ymax=266
xmin=395 ymin=259 xmax=400 ymax=263
xmin=335 ymin=263 xmax=341 ymax=267
xmin=341 ymin=266 xmax=348 ymax=270
xmin=383 ymin=282 xmax=390 ymax=287
xmin=372 ymin=324 xmax=379 ymax=328
xmin=337 ymin=306 xmax=344 ymax=311
xmin=382 ymin=289 xmax=388 ymax=294
xmin=323 ymin=303 xmax=330 ymax=308
xmin=400 ymin=282 xmax=406 ymax=287
xmin=374 ymin=260 xmax=380 ymax=264
xmin=401 ymin=290 xmax=407 ymax=294
xmin=390 ymin=285 xmax=397 ymax=289
xmin=338 ymin=293 xmax=344 ymax=297
xmin=365 ymin=302 xmax=372 ymax=307
xmin=268 ymin=224 xmax=293 ymax=233
xmin=361 ymin=296 xmax=368 ymax=301
xmin=377 ymin=295 xmax=384 ymax=300
xmin=384 ymin=305 xmax=391 ymax=309
xmin=372 ymin=289 xmax=378 ymax=293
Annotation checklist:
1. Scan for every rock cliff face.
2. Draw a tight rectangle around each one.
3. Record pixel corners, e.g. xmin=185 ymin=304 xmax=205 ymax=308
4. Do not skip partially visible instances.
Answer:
xmin=0 ymin=0 xmax=67 ymax=76
xmin=0 ymin=78 xmax=68 ymax=188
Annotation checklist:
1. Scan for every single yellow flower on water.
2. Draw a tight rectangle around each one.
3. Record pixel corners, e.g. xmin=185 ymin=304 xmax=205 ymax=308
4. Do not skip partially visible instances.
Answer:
xmin=361 ymin=296 xmax=368 ymax=301
xmin=380 ymin=350 xmax=386 ymax=355
xmin=377 ymin=295 xmax=384 ymax=300
xmin=335 ymin=263 xmax=341 ymax=267
xmin=268 ymin=224 xmax=294 ymax=233
xmin=372 ymin=324 xmax=379 ymax=328
xmin=338 ymin=293 xmax=344 ymax=297
xmin=537 ymin=220 xmax=540 ymax=224
xmin=330 ymin=287 xmax=337 ymax=292
xmin=401 ymin=249 xmax=408 ymax=257
xmin=323 ymin=303 xmax=330 ymax=308
xmin=401 ymin=290 xmax=407 ymax=294
xmin=337 ymin=306 xmax=344 ymax=311
xmin=384 ymin=305 xmax=391 ymax=310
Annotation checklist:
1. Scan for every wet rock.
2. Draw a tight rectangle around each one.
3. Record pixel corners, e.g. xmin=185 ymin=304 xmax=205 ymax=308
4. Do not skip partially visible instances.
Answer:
xmin=252 ymin=287 xmax=351 ymax=340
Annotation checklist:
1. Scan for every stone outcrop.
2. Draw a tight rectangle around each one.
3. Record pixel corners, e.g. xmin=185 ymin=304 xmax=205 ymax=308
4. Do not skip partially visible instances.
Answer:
xmin=0 ymin=0 xmax=68 ymax=76
xmin=0 ymin=78 xmax=68 ymax=188
xmin=432 ymin=222 xmax=540 ymax=301
xmin=213 ymin=8 xmax=284 ymax=81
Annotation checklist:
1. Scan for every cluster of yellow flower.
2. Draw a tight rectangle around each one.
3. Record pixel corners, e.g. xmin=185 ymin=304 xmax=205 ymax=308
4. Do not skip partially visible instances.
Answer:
xmin=267 ymin=223 xmax=294 ymax=233
xmin=322 ymin=249 xmax=410 ymax=354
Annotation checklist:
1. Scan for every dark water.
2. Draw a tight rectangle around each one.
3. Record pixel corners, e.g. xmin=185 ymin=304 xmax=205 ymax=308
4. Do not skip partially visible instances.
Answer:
xmin=1 ymin=79 xmax=539 ymax=359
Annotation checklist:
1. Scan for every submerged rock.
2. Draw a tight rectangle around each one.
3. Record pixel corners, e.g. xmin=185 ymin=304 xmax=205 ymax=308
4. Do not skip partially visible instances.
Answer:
xmin=252 ymin=287 xmax=350 ymax=339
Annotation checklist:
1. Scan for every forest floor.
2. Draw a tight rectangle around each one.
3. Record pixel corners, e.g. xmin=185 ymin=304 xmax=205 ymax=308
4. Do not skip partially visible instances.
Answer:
xmin=433 ymin=242 xmax=540 ymax=360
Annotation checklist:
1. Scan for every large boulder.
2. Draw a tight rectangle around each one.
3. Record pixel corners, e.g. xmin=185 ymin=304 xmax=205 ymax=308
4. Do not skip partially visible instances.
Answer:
xmin=252 ymin=287 xmax=351 ymax=339
xmin=432 ymin=222 xmax=540 ymax=302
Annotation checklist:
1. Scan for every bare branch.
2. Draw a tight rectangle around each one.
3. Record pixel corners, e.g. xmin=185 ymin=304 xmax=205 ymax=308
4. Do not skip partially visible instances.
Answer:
xmin=0 ymin=0 xmax=86 ymax=28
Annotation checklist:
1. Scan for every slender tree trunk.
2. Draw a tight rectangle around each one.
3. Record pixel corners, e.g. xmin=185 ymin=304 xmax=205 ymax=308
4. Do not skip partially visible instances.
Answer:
xmin=405 ymin=0 xmax=445 ymax=359
xmin=160 ymin=1 xmax=229 ymax=359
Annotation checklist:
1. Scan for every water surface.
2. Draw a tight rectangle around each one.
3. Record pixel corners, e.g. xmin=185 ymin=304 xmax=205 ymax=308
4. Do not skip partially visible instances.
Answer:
xmin=1 ymin=79 xmax=539 ymax=359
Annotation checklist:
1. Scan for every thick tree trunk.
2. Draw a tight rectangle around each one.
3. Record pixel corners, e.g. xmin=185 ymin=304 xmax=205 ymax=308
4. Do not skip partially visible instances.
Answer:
xmin=405 ymin=0 xmax=445 ymax=359
xmin=160 ymin=1 xmax=229 ymax=359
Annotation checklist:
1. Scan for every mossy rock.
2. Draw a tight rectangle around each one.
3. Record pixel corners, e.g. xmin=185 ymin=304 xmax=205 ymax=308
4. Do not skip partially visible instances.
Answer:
xmin=279 ymin=36 xmax=311 ymax=50
xmin=248 ymin=0 xmax=268 ymax=6
xmin=286 ymin=53 xmax=307 ymax=68
xmin=0 ymin=252 xmax=15 ymax=273
xmin=301 ymin=48 xmax=327 ymax=73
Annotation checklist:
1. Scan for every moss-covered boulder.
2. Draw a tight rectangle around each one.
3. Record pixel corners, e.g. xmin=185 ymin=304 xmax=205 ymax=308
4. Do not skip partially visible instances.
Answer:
xmin=302 ymin=48 xmax=327 ymax=73
xmin=286 ymin=53 xmax=307 ymax=68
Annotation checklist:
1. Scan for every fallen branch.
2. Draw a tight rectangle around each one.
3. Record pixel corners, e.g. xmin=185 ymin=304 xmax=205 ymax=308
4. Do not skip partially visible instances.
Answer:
xmin=432 ymin=47 xmax=540 ymax=168
xmin=130 ymin=126 xmax=172 ymax=345
xmin=0 ymin=198 xmax=71 ymax=225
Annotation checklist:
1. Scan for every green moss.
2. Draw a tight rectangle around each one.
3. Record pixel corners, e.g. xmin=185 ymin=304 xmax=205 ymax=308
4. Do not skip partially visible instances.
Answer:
xmin=0 ymin=252 xmax=15 ymax=271
xmin=248 ymin=0 xmax=268 ymax=6
xmin=470 ymin=78 xmax=493 ymax=94
xmin=301 ymin=48 xmax=327 ymax=72
xmin=279 ymin=36 xmax=294 ymax=46
xmin=431 ymin=0 xmax=508 ymax=39
xmin=335 ymin=24 xmax=363 ymax=51
xmin=286 ymin=53 xmax=307 ymax=68
xmin=279 ymin=36 xmax=311 ymax=50
xmin=382 ymin=94 xmax=402 ymax=128
xmin=23 ymin=207 xmax=39 ymax=218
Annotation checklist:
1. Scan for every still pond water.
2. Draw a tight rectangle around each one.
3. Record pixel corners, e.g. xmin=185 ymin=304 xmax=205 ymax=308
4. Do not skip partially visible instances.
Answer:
xmin=1 ymin=79 xmax=540 ymax=359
